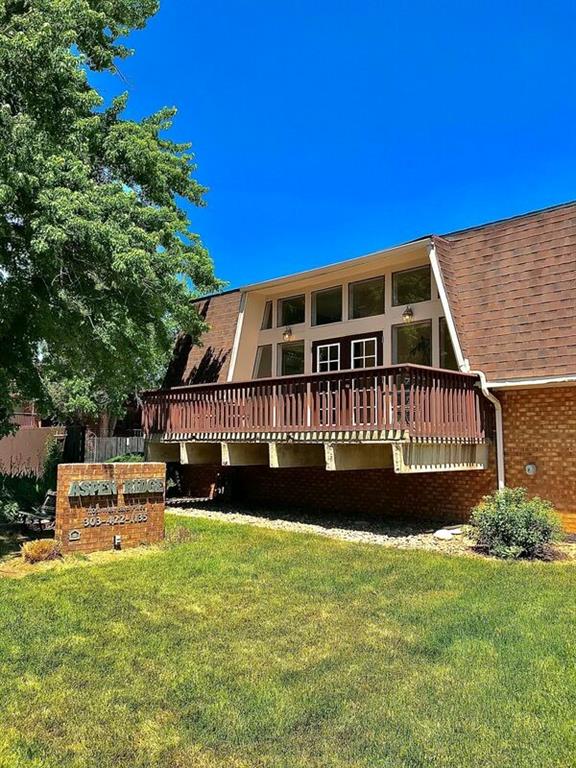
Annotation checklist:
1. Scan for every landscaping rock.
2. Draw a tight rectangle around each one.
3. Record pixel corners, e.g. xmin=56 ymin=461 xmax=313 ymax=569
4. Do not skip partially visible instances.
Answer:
xmin=167 ymin=500 xmax=480 ymax=557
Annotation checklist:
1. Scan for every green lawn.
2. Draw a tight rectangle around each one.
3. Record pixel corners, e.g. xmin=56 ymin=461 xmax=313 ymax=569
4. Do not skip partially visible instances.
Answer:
xmin=0 ymin=515 xmax=575 ymax=768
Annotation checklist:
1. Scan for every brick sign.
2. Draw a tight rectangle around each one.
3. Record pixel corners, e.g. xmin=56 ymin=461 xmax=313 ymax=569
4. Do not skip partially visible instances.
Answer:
xmin=55 ymin=463 xmax=166 ymax=554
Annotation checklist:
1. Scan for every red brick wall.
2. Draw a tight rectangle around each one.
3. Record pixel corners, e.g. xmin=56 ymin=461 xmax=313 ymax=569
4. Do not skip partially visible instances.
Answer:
xmin=177 ymin=386 xmax=575 ymax=529
xmin=56 ymin=463 xmax=166 ymax=554
xmin=181 ymin=453 xmax=497 ymax=525
xmin=499 ymin=387 xmax=576 ymax=532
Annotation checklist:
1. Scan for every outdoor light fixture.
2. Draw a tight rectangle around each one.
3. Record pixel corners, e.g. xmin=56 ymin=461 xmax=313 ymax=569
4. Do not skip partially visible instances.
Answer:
xmin=282 ymin=327 xmax=293 ymax=341
xmin=402 ymin=306 xmax=414 ymax=323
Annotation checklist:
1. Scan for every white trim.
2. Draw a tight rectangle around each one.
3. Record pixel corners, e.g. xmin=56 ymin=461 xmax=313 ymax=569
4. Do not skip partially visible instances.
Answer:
xmin=428 ymin=242 xmax=468 ymax=372
xmin=227 ymin=292 xmax=246 ymax=382
xmin=316 ymin=342 xmax=341 ymax=372
xmin=486 ymin=375 xmax=576 ymax=389
xmin=351 ymin=337 xmax=378 ymax=369
xmin=241 ymin=239 xmax=430 ymax=293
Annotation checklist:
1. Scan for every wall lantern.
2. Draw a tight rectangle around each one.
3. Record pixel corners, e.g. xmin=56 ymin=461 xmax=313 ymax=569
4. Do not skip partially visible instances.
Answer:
xmin=282 ymin=327 xmax=293 ymax=342
xmin=402 ymin=306 xmax=414 ymax=323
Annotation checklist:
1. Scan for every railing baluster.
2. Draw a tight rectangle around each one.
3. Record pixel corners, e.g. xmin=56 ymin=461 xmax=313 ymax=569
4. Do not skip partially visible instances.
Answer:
xmin=141 ymin=365 xmax=494 ymax=445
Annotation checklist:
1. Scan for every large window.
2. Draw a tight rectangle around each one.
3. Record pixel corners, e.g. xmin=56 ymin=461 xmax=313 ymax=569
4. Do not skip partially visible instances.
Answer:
xmin=312 ymin=286 xmax=342 ymax=326
xmin=261 ymin=301 xmax=272 ymax=330
xmin=392 ymin=265 xmax=431 ymax=306
xmin=278 ymin=295 xmax=305 ymax=327
xmin=279 ymin=340 xmax=305 ymax=376
xmin=253 ymin=344 xmax=272 ymax=379
xmin=392 ymin=321 xmax=432 ymax=366
xmin=439 ymin=317 xmax=458 ymax=370
xmin=349 ymin=276 xmax=385 ymax=319
xmin=352 ymin=338 xmax=378 ymax=369
xmin=317 ymin=343 xmax=340 ymax=372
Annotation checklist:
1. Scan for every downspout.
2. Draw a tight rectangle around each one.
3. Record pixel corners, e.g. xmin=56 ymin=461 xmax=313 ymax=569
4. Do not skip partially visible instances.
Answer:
xmin=468 ymin=369 xmax=505 ymax=490
xmin=428 ymin=240 xmax=505 ymax=490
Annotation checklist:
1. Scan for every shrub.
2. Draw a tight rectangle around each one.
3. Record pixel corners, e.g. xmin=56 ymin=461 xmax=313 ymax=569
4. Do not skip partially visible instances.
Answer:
xmin=21 ymin=538 xmax=62 ymax=564
xmin=470 ymin=487 xmax=562 ymax=559
xmin=108 ymin=453 xmax=144 ymax=463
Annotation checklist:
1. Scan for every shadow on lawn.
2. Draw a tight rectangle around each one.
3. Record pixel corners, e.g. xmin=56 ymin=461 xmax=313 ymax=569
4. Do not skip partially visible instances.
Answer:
xmin=166 ymin=498 xmax=444 ymax=538
xmin=0 ymin=523 xmax=52 ymax=563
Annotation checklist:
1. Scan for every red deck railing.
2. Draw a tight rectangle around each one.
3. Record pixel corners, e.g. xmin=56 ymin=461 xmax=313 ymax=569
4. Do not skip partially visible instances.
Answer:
xmin=142 ymin=365 xmax=492 ymax=443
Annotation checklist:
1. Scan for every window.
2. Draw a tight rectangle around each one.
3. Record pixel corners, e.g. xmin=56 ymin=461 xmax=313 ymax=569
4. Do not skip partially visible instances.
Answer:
xmin=352 ymin=338 xmax=378 ymax=369
xmin=392 ymin=265 xmax=431 ymax=306
xmin=312 ymin=286 xmax=342 ymax=325
xmin=279 ymin=340 xmax=305 ymax=376
xmin=349 ymin=276 xmax=385 ymax=319
xmin=439 ymin=317 xmax=458 ymax=371
xmin=278 ymin=295 xmax=305 ymax=327
xmin=392 ymin=321 xmax=432 ymax=366
xmin=253 ymin=344 xmax=272 ymax=379
xmin=261 ymin=301 xmax=272 ymax=330
xmin=317 ymin=343 xmax=340 ymax=372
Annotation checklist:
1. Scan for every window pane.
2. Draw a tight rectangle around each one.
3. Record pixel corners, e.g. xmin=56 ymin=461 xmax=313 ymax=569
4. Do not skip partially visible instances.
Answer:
xmin=349 ymin=277 xmax=384 ymax=319
xmin=261 ymin=301 xmax=272 ymax=330
xmin=253 ymin=345 xmax=272 ymax=378
xmin=313 ymin=286 xmax=342 ymax=325
xmin=392 ymin=322 xmax=432 ymax=366
xmin=317 ymin=344 xmax=340 ymax=372
xmin=278 ymin=295 xmax=305 ymax=326
xmin=352 ymin=338 xmax=378 ymax=369
xmin=439 ymin=317 xmax=458 ymax=370
xmin=280 ymin=341 xmax=305 ymax=376
xmin=392 ymin=266 xmax=431 ymax=306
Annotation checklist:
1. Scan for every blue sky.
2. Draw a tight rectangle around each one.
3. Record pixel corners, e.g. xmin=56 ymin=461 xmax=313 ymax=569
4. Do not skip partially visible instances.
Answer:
xmin=93 ymin=0 xmax=576 ymax=289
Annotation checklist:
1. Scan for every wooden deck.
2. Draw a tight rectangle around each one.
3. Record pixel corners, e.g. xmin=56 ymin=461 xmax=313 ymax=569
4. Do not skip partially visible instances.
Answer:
xmin=142 ymin=364 xmax=493 ymax=444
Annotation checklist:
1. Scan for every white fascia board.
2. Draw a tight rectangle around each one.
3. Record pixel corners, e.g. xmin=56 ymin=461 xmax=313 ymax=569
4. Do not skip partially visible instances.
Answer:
xmin=486 ymin=375 xmax=576 ymax=389
xmin=226 ymin=292 xmax=247 ymax=382
xmin=240 ymin=238 xmax=430 ymax=294
xmin=427 ymin=242 xmax=468 ymax=372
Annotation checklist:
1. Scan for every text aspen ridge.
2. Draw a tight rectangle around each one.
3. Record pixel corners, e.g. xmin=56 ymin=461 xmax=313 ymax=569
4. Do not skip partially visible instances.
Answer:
xmin=67 ymin=478 xmax=164 ymax=497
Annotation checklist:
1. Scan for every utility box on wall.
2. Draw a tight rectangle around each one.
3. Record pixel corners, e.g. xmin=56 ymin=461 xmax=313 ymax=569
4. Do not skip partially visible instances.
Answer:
xmin=55 ymin=463 xmax=166 ymax=554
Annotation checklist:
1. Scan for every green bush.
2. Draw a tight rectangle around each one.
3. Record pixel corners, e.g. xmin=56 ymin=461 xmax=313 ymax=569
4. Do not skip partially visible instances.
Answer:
xmin=470 ymin=487 xmax=562 ymax=559
xmin=108 ymin=453 xmax=144 ymax=463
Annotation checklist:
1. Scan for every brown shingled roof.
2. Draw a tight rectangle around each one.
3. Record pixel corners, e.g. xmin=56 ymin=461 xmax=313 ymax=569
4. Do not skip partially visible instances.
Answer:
xmin=434 ymin=201 xmax=576 ymax=382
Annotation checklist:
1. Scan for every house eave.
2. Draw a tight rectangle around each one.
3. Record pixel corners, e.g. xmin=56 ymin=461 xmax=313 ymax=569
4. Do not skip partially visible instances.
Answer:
xmin=486 ymin=375 xmax=576 ymax=390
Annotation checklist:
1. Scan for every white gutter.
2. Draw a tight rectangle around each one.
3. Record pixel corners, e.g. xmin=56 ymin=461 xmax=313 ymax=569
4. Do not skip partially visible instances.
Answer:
xmin=486 ymin=375 xmax=576 ymax=389
xmin=429 ymin=242 xmax=505 ymax=489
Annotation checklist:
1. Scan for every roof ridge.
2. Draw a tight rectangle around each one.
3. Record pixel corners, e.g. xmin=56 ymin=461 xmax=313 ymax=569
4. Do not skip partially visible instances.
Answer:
xmin=437 ymin=199 xmax=576 ymax=240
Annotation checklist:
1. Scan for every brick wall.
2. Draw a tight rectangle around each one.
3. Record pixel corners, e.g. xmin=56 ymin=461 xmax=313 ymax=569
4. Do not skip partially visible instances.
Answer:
xmin=181 ymin=452 xmax=497 ymax=525
xmin=56 ymin=463 xmax=166 ymax=554
xmin=499 ymin=387 xmax=576 ymax=532
xmin=177 ymin=386 xmax=575 ymax=530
